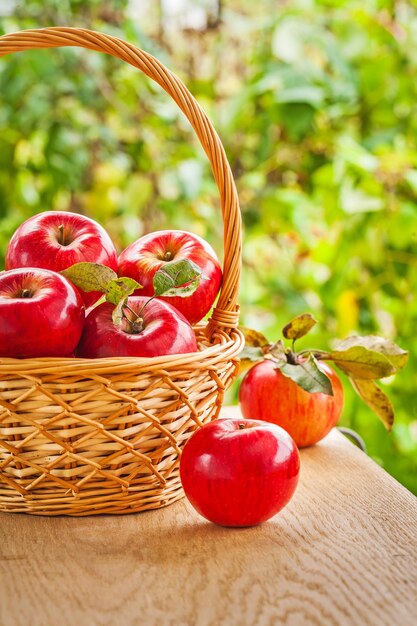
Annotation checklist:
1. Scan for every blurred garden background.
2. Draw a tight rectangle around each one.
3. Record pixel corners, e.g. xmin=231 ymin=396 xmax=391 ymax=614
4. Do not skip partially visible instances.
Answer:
xmin=0 ymin=0 xmax=416 ymax=494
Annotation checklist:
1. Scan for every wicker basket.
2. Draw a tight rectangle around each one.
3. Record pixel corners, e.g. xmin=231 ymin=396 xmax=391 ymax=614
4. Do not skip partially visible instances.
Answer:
xmin=0 ymin=27 xmax=242 ymax=516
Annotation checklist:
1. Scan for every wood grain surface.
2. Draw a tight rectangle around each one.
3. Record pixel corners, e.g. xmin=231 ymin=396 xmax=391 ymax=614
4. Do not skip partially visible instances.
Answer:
xmin=1 ymin=406 xmax=416 ymax=626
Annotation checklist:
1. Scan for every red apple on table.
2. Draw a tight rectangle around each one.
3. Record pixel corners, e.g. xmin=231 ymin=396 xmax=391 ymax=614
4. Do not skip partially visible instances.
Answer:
xmin=0 ymin=267 xmax=85 ymax=358
xmin=117 ymin=230 xmax=222 ymax=325
xmin=239 ymin=359 xmax=344 ymax=448
xmin=239 ymin=313 xmax=408 ymax=443
xmin=5 ymin=211 xmax=118 ymax=306
xmin=77 ymin=296 xmax=198 ymax=358
xmin=180 ymin=417 xmax=300 ymax=527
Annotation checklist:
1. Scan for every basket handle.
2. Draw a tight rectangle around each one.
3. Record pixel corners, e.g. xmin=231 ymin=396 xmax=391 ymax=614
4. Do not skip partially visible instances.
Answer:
xmin=0 ymin=27 xmax=241 ymax=339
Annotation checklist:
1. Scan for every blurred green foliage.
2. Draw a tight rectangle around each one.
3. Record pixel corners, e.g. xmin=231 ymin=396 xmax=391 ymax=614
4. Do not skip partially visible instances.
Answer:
xmin=0 ymin=0 xmax=416 ymax=493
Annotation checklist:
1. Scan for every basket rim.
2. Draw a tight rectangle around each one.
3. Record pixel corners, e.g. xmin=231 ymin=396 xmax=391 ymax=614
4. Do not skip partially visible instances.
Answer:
xmin=0 ymin=26 xmax=242 ymax=340
xmin=0 ymin=327 xmax=244 ymax=376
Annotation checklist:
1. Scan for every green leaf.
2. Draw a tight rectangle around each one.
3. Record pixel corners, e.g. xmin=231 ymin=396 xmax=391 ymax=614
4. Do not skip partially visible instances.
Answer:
xmin=282 ymin=313 xmax=317 ymax=341
xmin=61 ymin=262 xmax=117 ymax=293
xmin=153 ymin=259 xmax=202 ymax=298
xmin=239 ymin=345 xmax=265 ymax=363
xmin=238 ymin=326 xmax=270 ymax=348
xmin=112 ymin=298 xmax=127 ymax=326
xmin=106 ymin=277 xmax=142 ymax=306
xmin=277 ymin=354 xmax=334 ymax=395
xmin=350 ymin=378 xmax=394 ymax=431
xmin=330 ymin=336 xmax=409 ymax=380
xmin=238 ymin=328 xmax=271 ymax=376
xmin=90 ymin=294 xmax=106 ymax=310
xmin=111 ymin=297 xmax=144 ymax=332
xmin=238 ymin=346 xmax=265 ymax=376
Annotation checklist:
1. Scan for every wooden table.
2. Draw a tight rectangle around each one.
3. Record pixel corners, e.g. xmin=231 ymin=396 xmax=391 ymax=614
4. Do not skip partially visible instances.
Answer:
xmin=1 ymin=405 xmax=416 ymax=626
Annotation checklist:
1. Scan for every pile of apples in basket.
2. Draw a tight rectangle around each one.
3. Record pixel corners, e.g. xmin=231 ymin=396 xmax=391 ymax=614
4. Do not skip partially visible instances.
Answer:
xmin=0 ymin=210 xmax=222 ymax=360
xmin=0 ymin=210 xmax=408 ymax=526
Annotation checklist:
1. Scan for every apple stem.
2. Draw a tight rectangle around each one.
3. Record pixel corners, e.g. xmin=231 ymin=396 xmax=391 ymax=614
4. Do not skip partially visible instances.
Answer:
xmin=124 ymin=303 xmax=139 ymax=318
xmin=137 ymin=294 xmax=157 ymax=319
xmin=163 ymin=251 xmax=173 ymax=262
xmin=285 ymin=349 xmax=298 ymax=365
xmin=57 ymin=224 xmax=65 ymax=245
xmin=21 ymin=289 xmax=32 ymax=298
xmin=120 ymin=295 xmax=158 ymax=334
xmin=238 ymin=423 xmax=246 ymax=430
xmin=122 ymin=304 xmax=144 ymax=333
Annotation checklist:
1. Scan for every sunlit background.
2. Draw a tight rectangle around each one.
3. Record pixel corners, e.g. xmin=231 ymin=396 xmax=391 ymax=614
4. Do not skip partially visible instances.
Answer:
xmin=1 ymin=0 xmax=416 ymax=493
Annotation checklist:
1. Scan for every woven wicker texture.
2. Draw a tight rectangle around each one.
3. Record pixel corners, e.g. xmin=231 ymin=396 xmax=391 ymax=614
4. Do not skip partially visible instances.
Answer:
xmin=0 ymin=28 xmax=242 ymax=515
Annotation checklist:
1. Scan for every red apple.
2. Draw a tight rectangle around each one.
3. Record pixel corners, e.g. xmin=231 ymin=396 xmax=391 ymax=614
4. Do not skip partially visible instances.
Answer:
xmin=117 ymin=230 xmax=222 ymax=325
xmin=239 ymin=359 xmax=344 ymax=447
xmin=77 ymin=295 xmax=198 ymax=358
xmin=0 ymin=267 xmax=85 ymax=358
xmin=5 ymin=211 xmax=118 ymax=306
xmin=180 ymin=417 xmax=300 ymax=527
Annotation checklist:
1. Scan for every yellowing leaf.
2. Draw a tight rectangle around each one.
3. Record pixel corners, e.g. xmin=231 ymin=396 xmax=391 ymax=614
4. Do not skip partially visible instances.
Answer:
xmin=282 ymin=313 xmax=317 ymax=341
xmin=238 ymin=349 xmax=265 ymax=376
xmin=106 ymin=277 xmax=142 ymax=305
xmin=238 ymin=326 xmax=270 ymax=348
xmin=350 ymin=378 xmax=394 ymax=431
xmin=237 ymin=327 xmax=272 ymax=375
xmin=330 ymin=335 xmax=409 ymax=379
xmin=61 ymin=262 xmax=117 ymax=293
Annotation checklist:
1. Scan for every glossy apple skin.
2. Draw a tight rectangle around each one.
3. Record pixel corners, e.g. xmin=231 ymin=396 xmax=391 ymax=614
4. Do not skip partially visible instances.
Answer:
xmin=5 ymin=211 xmax=118 ymax=306
xmin=117 ymin=230 xmax=222 ymax=325
xmin=77 ymin=296 xmax=198 ymax=358
xmin=180 ymin=417 xmax=300 ymax=527
xmin=0 ymin=268 xmax=85 ymax=358
xmin=239 ymin=359 xmax=344 ymax=448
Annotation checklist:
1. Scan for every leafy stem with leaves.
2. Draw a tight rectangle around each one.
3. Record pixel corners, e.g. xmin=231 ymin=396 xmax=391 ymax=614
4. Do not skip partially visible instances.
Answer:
xmin=239 ymin=313 xmax=408 ymax=431
xmin=61 ymin=258 xmax=203 ymax=333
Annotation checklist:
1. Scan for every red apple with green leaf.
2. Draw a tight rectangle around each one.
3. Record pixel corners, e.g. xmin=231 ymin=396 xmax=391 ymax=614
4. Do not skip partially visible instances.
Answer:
xmin=76 ymin=297 xmax=197 ymax=358
xmin=0 ymin=267 xmax=85 ymax=358
xmin=239 ymin=359 xmax=344 ymax=447
xmin=62 ymin=257 xmax=202 ymax=359
xmin=117 ymin=230 xmax=222 ymax=325
xmin=5 ymin=211 xmax=118 ymax=306
xmin=238 ymin=314 xmax=409 ymax=446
